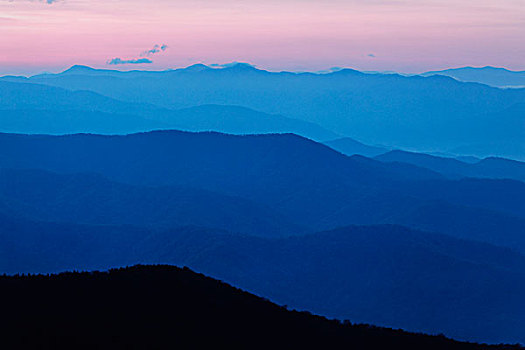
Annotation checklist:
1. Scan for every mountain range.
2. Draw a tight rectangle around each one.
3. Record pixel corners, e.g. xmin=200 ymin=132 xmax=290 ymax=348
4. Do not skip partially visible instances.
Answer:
xmin=324 ymin=137 xmax=389 ymax=157
xmin=375 ymin=150 xmax=525 ymax=182
xmin=422 ymin=66 xmax=525 ymax=88
xmin=2 ymin=131 xmax=525 ymax=252
xmin=0 ymin=80 xmax=336 ymax=141
xmin=2 ymin=64 xmax=524 ymax=159
xmin=1 ymin=130 xmax=525 ymax=343
xmin=1 ymin=62 xmax=525 ymax=346
xmin=1 ymin=213 xmax=524 ymax=344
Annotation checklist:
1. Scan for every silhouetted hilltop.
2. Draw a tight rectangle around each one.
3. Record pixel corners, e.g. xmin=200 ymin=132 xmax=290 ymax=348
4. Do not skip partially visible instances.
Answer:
xmin=60 ymin=64 xmax=99 ymax=75
xmin=1 ymin=212 xmax=524 ymax=343
xmin=0 ymin=265 xmax=520 ymax=350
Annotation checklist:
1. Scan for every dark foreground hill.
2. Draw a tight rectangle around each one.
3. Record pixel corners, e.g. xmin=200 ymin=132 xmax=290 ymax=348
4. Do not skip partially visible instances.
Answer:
xmin=0 ymin=265 xmax=519 ymax=350
xmin=1 ymin=213 xmax=524 ymax=344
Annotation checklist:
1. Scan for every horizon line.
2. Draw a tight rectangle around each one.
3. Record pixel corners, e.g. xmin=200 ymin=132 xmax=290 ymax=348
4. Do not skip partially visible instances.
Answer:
xmin=2 ymin=62 xmax=525 ymax=79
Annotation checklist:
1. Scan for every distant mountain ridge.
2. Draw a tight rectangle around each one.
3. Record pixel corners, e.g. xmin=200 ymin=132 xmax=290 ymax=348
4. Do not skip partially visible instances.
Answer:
xmin=376 ymin=150 xmax=525 ymax=182
xmin=324 ymin=137 xmax=388 ymax=157
xmin=3 ymin=63 xmax=524 ymax=159
xmin=5 ymin=76 xmax=523 ymax=162
xmin=0 ymin=80 xmax=337 ymax=141
xmin=422 ymin=66 xmax=525 ymax=88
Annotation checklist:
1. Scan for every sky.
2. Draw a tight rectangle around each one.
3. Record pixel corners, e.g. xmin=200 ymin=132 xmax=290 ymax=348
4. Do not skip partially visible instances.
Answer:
xmin=0 ymin=0 xmax=524 ymax=75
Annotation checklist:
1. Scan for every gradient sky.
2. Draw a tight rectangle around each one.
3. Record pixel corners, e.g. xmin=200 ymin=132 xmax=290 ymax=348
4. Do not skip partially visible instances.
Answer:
xmin=0 ymin=0 xmax=524 ymax=75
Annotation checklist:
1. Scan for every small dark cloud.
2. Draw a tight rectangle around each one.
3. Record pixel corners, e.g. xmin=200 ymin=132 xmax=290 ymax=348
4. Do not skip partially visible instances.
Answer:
xmin=368 ymin=53 xmax=376 ymax=58
xmin=107 ymin=58 xmax=153 ymax=65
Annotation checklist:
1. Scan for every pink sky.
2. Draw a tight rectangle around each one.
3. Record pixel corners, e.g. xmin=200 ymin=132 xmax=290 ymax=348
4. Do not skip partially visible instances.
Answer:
xmin=0 ymin=0 xmax=524 ymax=75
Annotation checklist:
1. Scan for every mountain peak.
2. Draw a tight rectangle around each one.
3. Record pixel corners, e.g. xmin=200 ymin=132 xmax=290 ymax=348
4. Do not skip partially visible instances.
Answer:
xmin=62 ymin=65 xmax=97 ymax=74
xmin=183 ymin=63 xmax=210 ymax=72
xmin=329 ymin=68 xmax=365 ymax=76
xmin=222 ymin=62 xmax=260 ymax=72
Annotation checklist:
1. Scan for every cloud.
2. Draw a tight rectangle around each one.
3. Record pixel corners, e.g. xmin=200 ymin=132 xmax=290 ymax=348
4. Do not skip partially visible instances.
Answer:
xmin=140 ymin=44 xmax=168 ymax=57
xmin=107 ymin=58 xmax=153 ymax=65
xmin=107 ymin=44 xmax=167 ymax=65
xmin=106 ymin=44 xmax=167 ymax=65
xmin=368 ymin=53 xmax=376 ymax=58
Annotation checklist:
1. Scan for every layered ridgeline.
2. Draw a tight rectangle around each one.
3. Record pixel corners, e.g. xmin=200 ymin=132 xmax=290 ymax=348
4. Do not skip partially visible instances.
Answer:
xmin=2 ymin=77 xmax=524 ymax=176
xmin=0 ymin=80 xmax=336 ymax=141
xmin=2 ymin=64 xmax=525 ymax=159
xmin=1 ymin=131 xmax=525 ymax=343
xmin=0 ymin=168 xmax=304 ymax=237
xmin=329 ymin=142 xmax=525 ymax=182
xmin=324 ymin=137 xmax=389 ymax=157
xmin=1 ymin=265 xmax=518 ymax=350
xmin=422 ymin=66 xmax=525 ymax=88
xmin=1 ymin=216 xmax=524 ymax=344
xmin=375 ymin=150 xmax=525 ymax=182
xmin=1 ymin=131 xmax=525 ymax=251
